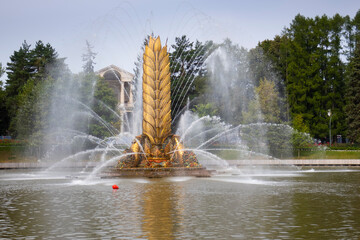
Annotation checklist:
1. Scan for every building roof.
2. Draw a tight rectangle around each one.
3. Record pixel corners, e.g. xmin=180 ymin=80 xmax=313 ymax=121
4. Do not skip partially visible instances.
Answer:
xmin=96 ymin=65 xmax=134 ymax=82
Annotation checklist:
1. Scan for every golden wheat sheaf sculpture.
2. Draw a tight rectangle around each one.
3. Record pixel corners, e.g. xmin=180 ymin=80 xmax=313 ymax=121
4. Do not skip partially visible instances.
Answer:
xmin=142 ymin=36 xmax=172 ymax=145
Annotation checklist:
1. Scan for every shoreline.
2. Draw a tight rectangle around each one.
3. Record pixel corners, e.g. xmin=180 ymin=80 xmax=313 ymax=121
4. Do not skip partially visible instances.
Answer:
xmin=1 ymin=159 xmax=360 ymax=169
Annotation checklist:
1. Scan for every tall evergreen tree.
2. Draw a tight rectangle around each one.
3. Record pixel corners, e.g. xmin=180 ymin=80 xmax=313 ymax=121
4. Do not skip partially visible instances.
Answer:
xmin=0 ymin=63 xmax=4 ymax=77
xmin=5 ymin=41 xmax=33 ymax=102
xmin=13 ymin=76 xmax=54 ymax=143
xmin=326 ymin=14 xmax=347 ymax=140
xmin=82 ymin=41 xmax=97 ymax=73
xmin=12 ymin=57 xmax=69 ymax=142
xmin=0 ymin=63 xmax=8 ymax=134
xmin=346 ymin=42 xmax=360 ymax=143
xmin=5 ymin=41 xmax=58 ymax=136
xmin=286 ymin=15 xmax=324 ymax=137
xmin=353 ymin=10 xmax=360 ymax=46
xmin=31 ymin=41 xmax=58 ymax=76
xmin=170 ymin=35 xmax=195 ymax=120
xmin=169 ymin=35 xmax=213 ymax=123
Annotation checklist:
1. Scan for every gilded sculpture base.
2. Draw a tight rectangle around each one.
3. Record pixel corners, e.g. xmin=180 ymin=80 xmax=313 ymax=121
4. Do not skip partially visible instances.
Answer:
xmin=108 ymin=135 xmax=211 ymax=178
xmin=116 ymin=134 xmax=201 ymax=169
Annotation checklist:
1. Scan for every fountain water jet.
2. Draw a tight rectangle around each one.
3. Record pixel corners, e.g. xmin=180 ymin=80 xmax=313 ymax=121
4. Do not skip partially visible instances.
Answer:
xmin=101 ymin=36 xmax=212 ymax=178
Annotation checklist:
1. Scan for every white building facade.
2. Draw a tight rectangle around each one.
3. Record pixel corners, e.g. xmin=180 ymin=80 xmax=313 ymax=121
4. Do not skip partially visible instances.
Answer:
xmin=97 ymin=65 xmax=134 ymax=132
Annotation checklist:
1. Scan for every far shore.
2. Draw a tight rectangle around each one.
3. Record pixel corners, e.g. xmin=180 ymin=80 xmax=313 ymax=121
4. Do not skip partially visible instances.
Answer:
xmin=1 ymin=159 xmax=360 ymax=169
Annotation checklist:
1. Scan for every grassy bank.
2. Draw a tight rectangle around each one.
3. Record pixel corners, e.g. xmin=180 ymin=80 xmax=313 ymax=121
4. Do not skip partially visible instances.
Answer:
xmin=1 ymin=143 xmax=359 ymax=163
xmin=0 ymin=146 xmax=37 ymax=163
xmin=208 ymin=148 xmax=360 ymax=160
xmin=295 ymin=150 xmax=360 ymax=159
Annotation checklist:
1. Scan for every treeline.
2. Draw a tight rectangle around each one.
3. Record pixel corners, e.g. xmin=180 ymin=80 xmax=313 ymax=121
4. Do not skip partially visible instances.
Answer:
xmin=260 ymin=11 xmax=360 ymax=142
xmin=1 ymin=10 xmax=360 ymax=147
xmin=168 ymin=10 xmax=360 ymax=144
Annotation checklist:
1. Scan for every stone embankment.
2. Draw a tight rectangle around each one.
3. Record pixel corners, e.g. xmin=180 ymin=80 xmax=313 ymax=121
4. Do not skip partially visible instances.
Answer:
xmin=1 ymin=159 xmax=360 ymax=169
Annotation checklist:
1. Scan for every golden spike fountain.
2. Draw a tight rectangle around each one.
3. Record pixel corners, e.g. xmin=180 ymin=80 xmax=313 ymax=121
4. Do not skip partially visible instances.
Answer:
xmin=108 ymin=36 xmax=211 ymax=177
xmin=142 ymin=36 xmax=172 ymax=146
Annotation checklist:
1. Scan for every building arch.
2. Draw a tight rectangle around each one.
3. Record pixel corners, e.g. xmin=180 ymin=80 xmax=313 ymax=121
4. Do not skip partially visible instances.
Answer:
xmin=96 ymin=65 xmax=135 ymax=133
xmin=103 ymin=70 xmax=121 ymax=81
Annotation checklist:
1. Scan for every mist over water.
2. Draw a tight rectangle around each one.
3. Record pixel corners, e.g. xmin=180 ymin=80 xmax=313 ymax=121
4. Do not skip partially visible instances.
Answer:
xmin=207 ymin=44 xmax=254 ymax=123
xmin=43 ymin=74 xmax=89 ymax=157
xmin=172 ymin=43 xmax=300 ymax=164
xmin=20 ymin=5 xmax=315 ymax=176
xmin=38 ymin=35 xmax=303 ymax=174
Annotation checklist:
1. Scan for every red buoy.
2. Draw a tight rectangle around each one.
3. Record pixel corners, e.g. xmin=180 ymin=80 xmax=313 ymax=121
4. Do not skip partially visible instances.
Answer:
xmin=112 ymin=184 xmax=119 ymax=189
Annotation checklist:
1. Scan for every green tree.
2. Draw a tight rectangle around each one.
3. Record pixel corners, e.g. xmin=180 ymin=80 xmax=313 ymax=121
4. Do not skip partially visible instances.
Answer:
xmin=0 ymin=63 xmax=4 ymax=77
xmin=267 ymin=14 xmax=348 ymax=139
xmin=292 ymin=114 xmax=309 ymax=133
xmin=5 ymin=41 xmax=33 ymax=125
xmin=346 ymin=42 xmax=360 ymax=143
xmin=31 ymin=40 xmax=58 ymax=77
xmin=82 ymin=40 xmax=97 ymax=73
xmin=193 ymin=103 xmax=218 ymax=117
xmin=256 ymin=12 xmax=360 ymax=142
xmin=290 ymin=113 xmax=313 ymax=153
xmin=170 ymin=35 xmax=213 ymax=123
xmin=13 ymin=77 xmax=55 ymax=145
xmin=285 ymin=14 xmax=324 ymax=137
xmin=241 ymin=78 xmax=281 ymax=124
xmin=5 ymin=41 xmax=32 ymax=100
xmin=12 ymin=56 xmax=70 ymax=145
xmin=353 ymin=10 xmax=360 ymax=46
xmin=0 ymin=63 xmax=8 ymax=134
xmin=242 ymin=97 xmax=262 ymax=124
xmin=170 ymin=36 xmax=194 ymax=115
xmin=255 ymin=78 xmax=281 ymax=123
xmin=88 ymin=77 xmax=118 ymax=138
xmin=5 ymin=41 xmax=58 ymax=135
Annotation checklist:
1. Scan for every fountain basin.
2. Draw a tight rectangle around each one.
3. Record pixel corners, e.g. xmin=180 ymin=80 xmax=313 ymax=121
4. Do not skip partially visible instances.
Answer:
xmin=100 ymin=167 xmax=214 ymax=178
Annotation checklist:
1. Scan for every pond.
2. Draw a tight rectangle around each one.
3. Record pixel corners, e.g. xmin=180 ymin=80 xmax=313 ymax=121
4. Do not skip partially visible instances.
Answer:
xmin=0 ymin=168 xmax=359 ymax=239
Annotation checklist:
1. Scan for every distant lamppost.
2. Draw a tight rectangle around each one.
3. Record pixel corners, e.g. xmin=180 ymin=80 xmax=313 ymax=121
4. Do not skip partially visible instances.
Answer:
xmin=328 ymin=109 xmax=332 ymax=147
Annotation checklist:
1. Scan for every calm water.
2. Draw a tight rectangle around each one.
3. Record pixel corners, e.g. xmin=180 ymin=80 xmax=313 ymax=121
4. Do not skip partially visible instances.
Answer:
xmin=0 ymin=168 xmax=359 ymax=239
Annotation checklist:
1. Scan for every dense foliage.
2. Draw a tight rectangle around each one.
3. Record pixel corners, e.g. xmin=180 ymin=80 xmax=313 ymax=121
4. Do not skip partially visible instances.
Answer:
xmin=346 ymin=42 xmax=360 ymax=143
xmin=0 ymin=41 xmax=117 ymax=151
xmin=169 ymin=35 xmax=214 ymax=124
xmin=0 ymin=63 xmax=7 ymax=134
xmin=167 ymin=11 xmax=360 ymax=146
xmin=259 ymin=11 xmax=360 ymax=143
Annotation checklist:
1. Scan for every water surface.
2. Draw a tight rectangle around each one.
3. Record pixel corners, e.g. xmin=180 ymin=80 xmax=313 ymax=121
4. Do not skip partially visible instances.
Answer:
xmin=0 ymin=168 xmax=359 ymax=239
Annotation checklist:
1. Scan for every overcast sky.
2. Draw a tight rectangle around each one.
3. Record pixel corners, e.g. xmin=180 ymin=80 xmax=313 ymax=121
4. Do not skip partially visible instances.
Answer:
xmin=1 ymin=0 xmax=359 ymax=81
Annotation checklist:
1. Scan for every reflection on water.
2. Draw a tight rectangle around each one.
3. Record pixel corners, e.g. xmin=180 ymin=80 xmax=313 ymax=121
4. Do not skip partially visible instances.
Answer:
xmin=0 ymin=169 xmax=360 ymax=239
xmin=140 ymin=181 xmax=184 ymax=239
